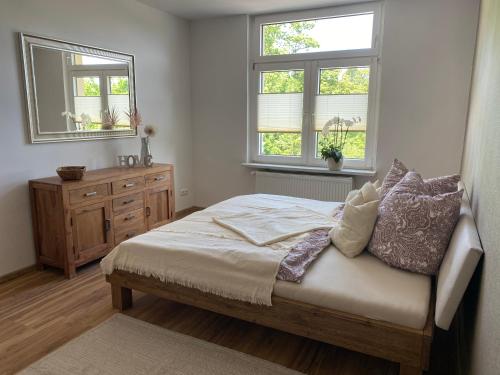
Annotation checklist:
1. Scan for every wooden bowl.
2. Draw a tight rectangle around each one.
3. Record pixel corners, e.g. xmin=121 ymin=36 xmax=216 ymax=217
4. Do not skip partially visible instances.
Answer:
xmin=56 ymin=166 xmax=86 ymax=181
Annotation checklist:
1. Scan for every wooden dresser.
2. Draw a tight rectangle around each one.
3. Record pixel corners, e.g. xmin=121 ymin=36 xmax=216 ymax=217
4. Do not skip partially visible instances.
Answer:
xmin=29 ymin=164 xmax=174 ymax=278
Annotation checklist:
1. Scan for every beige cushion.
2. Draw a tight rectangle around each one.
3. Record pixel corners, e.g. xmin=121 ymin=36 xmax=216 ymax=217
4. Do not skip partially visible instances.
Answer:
xmin=435 ymin=186 xmax=483 ymax=330
xmin=274 ymin=248 xmax=431 ymax=329
xmin=330 ymin=182 xmax=380 ymax=258
xmin=345 ymin=180 xmax=380 ymax=203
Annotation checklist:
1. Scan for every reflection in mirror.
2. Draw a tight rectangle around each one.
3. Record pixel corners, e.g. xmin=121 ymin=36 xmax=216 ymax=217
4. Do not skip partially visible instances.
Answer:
xmin=33 ymin=47 xmax=130 ymax=132
xmin=21 ymin=34 xmax=136 ymax=143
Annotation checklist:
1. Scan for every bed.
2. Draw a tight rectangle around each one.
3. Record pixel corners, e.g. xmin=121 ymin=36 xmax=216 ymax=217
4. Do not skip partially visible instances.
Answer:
xmin=103 ymin=189 xmax=482 ymax=375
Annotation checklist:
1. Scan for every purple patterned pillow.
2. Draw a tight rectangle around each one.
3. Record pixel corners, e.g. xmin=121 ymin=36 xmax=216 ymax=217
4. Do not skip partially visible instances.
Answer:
xmin=388 ymin=171 xmax=427 ymax=195
xmin=424 ymin=175 xmax=460 ymax=195
xmin=368 ymin=187 xmax=463 ymax=275
xmin=379 ymin=159 xmax=408 ymax=198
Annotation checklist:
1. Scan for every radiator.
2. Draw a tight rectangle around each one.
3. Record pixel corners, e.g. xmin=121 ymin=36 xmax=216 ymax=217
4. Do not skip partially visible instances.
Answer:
xmin=255 ymin=171 xmax=352 ymax=202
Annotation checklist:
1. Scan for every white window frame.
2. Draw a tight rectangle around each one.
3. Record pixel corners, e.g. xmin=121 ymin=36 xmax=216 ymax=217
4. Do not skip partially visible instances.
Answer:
xmin=248 ymin=2 xmax=382 ymax=170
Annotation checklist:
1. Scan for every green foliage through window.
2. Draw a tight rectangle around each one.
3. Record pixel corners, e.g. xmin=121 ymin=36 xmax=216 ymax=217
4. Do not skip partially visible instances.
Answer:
xmin=261 ymin=133 xmax=301 ymax=156
xmin=319 ymin=67 xmax=369 ymax=95
xmin=82 ymin=78 xmax=100 ymax=96
xmin=262 ymin=22 xmax=319 ymax=56
xmin=109 ymin=77 xmax=129 ymax=95
xmin=261 ymin=70 xmax=304 ymax=93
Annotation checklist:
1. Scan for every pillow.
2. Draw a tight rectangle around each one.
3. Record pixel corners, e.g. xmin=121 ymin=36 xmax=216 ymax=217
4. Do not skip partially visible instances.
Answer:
xmin=368 ymin=186 xmax=464 ymax=275
xmin=424 ymin=175 xmax=460 ymax=195
xmin=330 ymin=182 xmax=380 ymax=258
xmin=345 ymin=179 xmax=380 ymax=203
xmin=379 ymin=159 xmax=408 ymax=198
xmin=388 ymin=171 xmax=427 ymax=195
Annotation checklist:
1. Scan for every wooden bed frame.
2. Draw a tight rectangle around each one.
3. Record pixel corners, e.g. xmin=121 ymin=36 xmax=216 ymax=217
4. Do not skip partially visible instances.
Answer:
xmin=107 ymin=270 xmax=434 ymax=375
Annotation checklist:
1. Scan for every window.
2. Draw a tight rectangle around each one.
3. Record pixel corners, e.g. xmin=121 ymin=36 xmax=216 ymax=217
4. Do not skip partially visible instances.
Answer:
xmin=64 ymin=53 xmax=131 ymax=131
xmin=250 ymin=3 xmax=381 ymax=169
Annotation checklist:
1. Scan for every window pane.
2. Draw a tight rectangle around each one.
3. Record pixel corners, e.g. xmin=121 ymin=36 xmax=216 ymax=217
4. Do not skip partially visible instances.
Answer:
xmin=260 ymin=133 xmax=301 ymax=156
xmin=262 ymin=13 xmax=373 ymax=56
xmin=73 ymin=77 xmax=100 ymax=97
xmin=314 ymin=66 xmax=369 ymax=159
xmin=258 ymin=70 xmax=303 ymax=156
xmin=107 ymin=76 xmax=130 ymax=127
xmin=72 ymin=76 xmax=101 ymax=128
xmin=72 ymin=53 xmax=117 ymax=65
xmin=108 ymin=76 xmax=129 ymax=95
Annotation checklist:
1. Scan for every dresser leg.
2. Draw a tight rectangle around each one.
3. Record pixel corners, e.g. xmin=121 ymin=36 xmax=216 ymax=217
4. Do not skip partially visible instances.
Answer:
xmin=111 ymin=284 xmax=132 ymax=311
xmin=64 ymin=264 xmax=76 ymax=279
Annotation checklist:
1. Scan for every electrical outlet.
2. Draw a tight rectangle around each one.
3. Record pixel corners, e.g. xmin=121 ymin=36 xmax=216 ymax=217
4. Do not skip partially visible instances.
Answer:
xmin=180 ymin=188 xmax=189 ymax=196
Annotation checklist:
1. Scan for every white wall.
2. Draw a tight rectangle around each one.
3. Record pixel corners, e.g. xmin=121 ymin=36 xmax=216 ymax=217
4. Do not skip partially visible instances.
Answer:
xmin=190 ymin=16 xmax=255 ymax=206
xmin=376 ymin=0 xmax=479 ymax=179
xmin=32 ymin=48 xmax=68 ymax=132
xmin=0 ymin=0 xmax=193 ymax=277
xmin=461 ymin=0 xmax=500 ymax=373
xmin=190 ymin=0 xmax=479 ymax=208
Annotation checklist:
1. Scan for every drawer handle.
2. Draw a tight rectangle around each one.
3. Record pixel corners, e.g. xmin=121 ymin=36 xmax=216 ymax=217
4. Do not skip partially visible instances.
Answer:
xmin=104 ymin=219 xmax=111 ymax=232
xmin=124 ymin=183 xmax=135 ymax=188
xmin=124 ymin=215 xmax=135 ymax=221
xmin=126 ymin=232 xmax=136 ymax=239
xmin=123 ymin=199 xmax=135 ymax=205
xmin=146 ymin=207 xmax=151 ymax=217
xmin=85 ymin=191 xmax=97 ymax=197
xmin=154 ymin=176 xmax=165 ymax=181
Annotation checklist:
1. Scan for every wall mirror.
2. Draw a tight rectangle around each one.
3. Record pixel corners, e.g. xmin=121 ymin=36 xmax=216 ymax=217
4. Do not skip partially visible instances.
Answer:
xmin=20 ymin=33 xmax=137 ymax=143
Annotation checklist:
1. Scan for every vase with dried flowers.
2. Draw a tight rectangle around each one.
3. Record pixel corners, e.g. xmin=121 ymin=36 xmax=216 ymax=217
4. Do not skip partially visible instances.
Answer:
xmin=141 ymin=125 xmax=156 ymax=167
xmin=126 ymin=107 xmax=157 ymax=167
xmin=320 ymin=116 xmax=361 ymax=171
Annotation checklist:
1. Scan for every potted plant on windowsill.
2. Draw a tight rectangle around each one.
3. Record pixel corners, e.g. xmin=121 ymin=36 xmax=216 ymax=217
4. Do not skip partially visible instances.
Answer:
xmin=320 ymin=116 xmax=361 ymax=171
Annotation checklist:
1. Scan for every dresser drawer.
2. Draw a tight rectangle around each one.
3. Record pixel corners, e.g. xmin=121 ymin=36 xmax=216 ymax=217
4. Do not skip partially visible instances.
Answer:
xmin=69 ymin=184 xmax=109 ymax=205
xmin=112 ymin=176 xmax=145 ymax=195
xmin=112 ymin=192 xmax=144 ymax=213
xmin=114 ymin=224 xmax=145 ymax=244
xmin=145 ymin=172 xmax=171 ymax=187
xmin=114 ymin=208 xmax=145 ymax=231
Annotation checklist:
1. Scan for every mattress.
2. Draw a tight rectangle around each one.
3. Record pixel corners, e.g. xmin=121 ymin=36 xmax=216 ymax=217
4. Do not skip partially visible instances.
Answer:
xmin=274 ymin=246 xmax=431 ymax=329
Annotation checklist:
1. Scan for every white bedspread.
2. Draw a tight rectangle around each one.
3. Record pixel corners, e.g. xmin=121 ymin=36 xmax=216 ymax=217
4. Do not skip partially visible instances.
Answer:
xmin=101 ymin=194 xmax=339 ymax=305
xmin=213 ymin=206 xmax=336 ymax=246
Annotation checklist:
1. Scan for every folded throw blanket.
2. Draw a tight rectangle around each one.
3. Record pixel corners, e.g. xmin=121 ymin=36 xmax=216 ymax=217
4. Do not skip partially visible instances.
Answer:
xmin=213 ymin=206 xmax=337 ymax=246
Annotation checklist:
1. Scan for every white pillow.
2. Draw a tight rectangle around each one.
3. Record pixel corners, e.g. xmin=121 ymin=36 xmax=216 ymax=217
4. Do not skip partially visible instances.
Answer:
xmin=330 ymin=182 xmax=380 ymax=258
xmin=345 ymin=180 xmax=380 ymax=203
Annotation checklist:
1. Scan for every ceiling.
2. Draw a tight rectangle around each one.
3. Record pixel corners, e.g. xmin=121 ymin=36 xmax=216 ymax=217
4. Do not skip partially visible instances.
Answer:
xmin=137 ymin=0 xmax=368 ymax=20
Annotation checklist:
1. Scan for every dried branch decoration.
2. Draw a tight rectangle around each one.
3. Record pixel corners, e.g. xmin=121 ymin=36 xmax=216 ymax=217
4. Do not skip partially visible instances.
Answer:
xmin=126 ymin=107 xmax=142 ymax=129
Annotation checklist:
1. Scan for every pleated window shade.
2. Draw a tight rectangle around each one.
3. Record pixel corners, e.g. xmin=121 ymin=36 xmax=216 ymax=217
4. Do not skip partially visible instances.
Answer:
xmin=74 ymin=96 xmax=102 ymax=122
xmin=257 ymin=93 xmax=303 ymax=133
xmin=314 ymin=94 xmax=368 ymax=132
xmin=108 ymin=95 xmax=130 ymax=125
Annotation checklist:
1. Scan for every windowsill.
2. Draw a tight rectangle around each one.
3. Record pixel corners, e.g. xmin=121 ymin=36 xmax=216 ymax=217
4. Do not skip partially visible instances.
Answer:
xmin=242 ymin=162 xmax=376 ymax=177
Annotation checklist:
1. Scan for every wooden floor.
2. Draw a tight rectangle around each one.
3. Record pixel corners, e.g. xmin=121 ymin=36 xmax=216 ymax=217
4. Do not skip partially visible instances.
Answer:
xmin=0 ymin=263 xmax=458 ymax=375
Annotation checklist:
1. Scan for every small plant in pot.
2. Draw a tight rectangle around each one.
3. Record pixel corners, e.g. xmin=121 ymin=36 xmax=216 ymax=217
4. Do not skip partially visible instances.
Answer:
xmin=320 ymin=116 xmax=361 ymax=171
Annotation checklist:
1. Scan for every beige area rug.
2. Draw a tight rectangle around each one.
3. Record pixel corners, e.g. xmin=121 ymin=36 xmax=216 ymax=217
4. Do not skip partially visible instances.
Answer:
xmin=19 ymin=314 xmax=304 ymax=375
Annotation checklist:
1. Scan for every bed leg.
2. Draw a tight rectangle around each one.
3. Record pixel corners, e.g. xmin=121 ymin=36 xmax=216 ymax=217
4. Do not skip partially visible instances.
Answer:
xmin=111 ymin=284 xmax=132 ymax=311
xmin=399 ymin=364 xmax=422 ymax=375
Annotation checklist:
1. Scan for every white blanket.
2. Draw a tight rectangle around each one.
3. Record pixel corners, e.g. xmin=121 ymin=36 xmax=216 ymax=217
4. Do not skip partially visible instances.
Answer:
xmin=101 ymin=194 xmax=340 ymax=306
xmin=213 ymin=206 xmax=336 ymax=246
